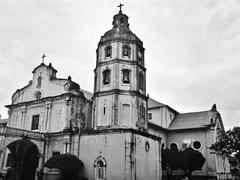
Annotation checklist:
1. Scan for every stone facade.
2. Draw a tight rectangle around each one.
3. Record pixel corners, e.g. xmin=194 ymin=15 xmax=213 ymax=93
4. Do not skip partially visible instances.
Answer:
xmin=0 ymin=8 xmax=232 ymax=180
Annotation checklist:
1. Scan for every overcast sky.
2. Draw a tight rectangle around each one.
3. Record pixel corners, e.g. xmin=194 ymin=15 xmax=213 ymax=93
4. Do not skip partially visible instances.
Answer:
xmin=1 ymin=0 xmax=240 ymax=129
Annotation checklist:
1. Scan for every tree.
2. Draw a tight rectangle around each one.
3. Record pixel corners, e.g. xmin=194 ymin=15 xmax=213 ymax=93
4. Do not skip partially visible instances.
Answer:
xmin=44 ymin=154 xmax=87 ymax=180
xmin=211 ymin=127 xmax=240 ymax=178
xmin=211 ymin=127 xmax=240 ymax=162
xmin=162 ymin=145 xmax=181 ymax=180
xmin=162 ymin=146 xmax=205 ymax=180
xmin=180 ymin=147 xmax=206 ymax=180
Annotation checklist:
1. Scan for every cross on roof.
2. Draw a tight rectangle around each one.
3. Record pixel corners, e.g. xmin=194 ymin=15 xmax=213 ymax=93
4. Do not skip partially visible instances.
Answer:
xmin=118 ymin=3 xmax=124 ymax=13
xmin=41 ymin=54 xmax=46 ymax=64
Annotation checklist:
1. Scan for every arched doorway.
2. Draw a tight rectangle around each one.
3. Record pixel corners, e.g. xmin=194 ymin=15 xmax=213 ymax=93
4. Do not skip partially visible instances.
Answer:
xmin=6 ymin=139 xmax=39 ymax=180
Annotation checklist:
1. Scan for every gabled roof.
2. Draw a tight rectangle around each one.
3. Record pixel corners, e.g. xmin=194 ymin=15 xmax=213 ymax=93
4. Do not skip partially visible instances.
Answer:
xmin=168 ymin=110 xmax=216 ymax=130
xmin=80 ymin=89 xmax=93 ymax=100
xmin=148 ymin=97 xmax=179 ymax=114
xmin=32 ymin=63 xmax=57 ymax=73
xmin=148 ymin=98 xmax=165 ymax=108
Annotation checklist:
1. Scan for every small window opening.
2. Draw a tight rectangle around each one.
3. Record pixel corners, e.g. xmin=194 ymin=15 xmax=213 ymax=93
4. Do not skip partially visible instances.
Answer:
xmin=35 ymin=91 xmax=41 ymax=100
xmin=105 ymin=46 xmax=112 ymax=58
xmin=148 ymin=113 xmax=152 ymax=120
xmin=103 ymin=107 xmax=106 ymax=115
xmin=31 ymin=115 xmax=39 ymax=130
xmin=123 ymin=45 xmax=130 ymax=57
xmin=122 ymin=69 xmax=130 ymax=84
xmin=103 ymin=69 xmax=110 ymax=85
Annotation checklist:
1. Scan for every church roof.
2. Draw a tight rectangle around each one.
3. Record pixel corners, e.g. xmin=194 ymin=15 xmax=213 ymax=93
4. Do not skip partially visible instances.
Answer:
xmin=148 ymin=97 xmax=179 ymax=114
xmin=168 ymin=111 xmax=213 ymax=130
xmin=148 ymin=98 xmax=166 ymax=108
xmin=32 ymin=62 xmax=57 ymax=73
xmin=80 ymin=89 xmax=92 ymax=100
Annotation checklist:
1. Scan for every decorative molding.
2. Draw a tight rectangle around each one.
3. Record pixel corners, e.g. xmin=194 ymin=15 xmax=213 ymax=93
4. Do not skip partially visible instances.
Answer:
xmin=93 ymin=89 xmax=148 ymax=101
xmin=98 ymin=37 xmax=144 ymax=47
xmin=95 ymin=58 xmax=146 ymax=71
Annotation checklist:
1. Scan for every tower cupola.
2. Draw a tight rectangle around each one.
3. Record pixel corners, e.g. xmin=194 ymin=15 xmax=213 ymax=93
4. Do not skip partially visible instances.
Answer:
xmin=99 ymin=6 xmax=142 ymax=45
xmin=112 ymin=10 xmax=129 ymax=28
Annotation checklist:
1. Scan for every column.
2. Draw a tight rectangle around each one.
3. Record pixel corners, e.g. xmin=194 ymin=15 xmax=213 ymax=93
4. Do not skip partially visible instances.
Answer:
xmin=21 ymin=106 xmax=26 ymax=129
xmin=64 ymin=98 xmax=70 ymax=130
xmin=45 ymin=103 xmax=52 ymax=132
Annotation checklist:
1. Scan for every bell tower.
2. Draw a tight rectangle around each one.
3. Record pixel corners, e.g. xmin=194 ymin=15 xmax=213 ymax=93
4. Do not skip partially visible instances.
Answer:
xmin=92 ymin=6 xmax=148 ymax=130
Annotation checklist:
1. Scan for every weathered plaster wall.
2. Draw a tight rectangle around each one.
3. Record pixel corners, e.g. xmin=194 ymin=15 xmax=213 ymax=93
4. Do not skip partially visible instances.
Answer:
xmin=167 ymin=129 xmax=221 ymax=177
xmin=79 ymin=132 xmax=161 ymax=180
xmin=148 ymin=107 xmax=175 ymax=129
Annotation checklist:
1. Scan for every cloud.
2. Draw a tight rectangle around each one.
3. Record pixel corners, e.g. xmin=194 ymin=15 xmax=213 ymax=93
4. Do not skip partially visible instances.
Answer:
xmin=0 ymin=0 xmax=240 ymax=129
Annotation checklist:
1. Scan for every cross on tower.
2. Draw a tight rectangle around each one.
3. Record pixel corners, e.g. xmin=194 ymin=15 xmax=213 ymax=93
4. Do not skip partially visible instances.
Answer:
xmin=41 ymin=54 xmax=46 ymax=64
xmin=118 ymin=3 xmax=124 ymax=13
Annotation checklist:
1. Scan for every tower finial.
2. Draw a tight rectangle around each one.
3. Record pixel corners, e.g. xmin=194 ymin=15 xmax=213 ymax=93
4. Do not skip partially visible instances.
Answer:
xmin=117 ymin=3 xmax=124 ymax=13
xmin=41 ymin=54 xmax=46 ymax=64
xmin=211 ymin=104 xmax=217 ymax=111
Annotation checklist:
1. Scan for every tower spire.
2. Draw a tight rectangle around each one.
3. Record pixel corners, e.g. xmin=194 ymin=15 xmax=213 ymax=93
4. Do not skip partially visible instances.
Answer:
xmin=41 ymin=54 xmax=46 ymax=64
xmin=117 ymin=3 xmax=124 ymax=14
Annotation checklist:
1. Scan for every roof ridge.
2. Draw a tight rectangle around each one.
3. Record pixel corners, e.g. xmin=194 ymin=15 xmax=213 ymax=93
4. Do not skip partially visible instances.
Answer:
xmin=178 ymin=110 xmax=210 ymax=115
xmin=148 ymin=97 xmax=166 ymax=106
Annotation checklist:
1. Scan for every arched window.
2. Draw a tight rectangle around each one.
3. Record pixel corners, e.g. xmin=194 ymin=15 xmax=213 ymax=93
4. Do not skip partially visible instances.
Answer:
xmin=103 ymin=69 xmax=110 ymax=85
xmin=105 ymin=45 xmax=112 ymax=58
xmin=122 ymin=69 xmax=130 ymax=84
xmin=94 ymin=156 xmax=107 ymax=180
xmin=37 ymin=76 xmax=42 ymax=87
xmin=122 ymin=45 xmax=130 ymax=58
xmin=170 ymin=143 xmax=178 ymax=151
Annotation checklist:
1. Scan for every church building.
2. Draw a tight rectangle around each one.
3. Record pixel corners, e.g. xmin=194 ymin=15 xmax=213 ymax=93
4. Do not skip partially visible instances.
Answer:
xmin=0 ymin=6 xmax=232 ymax=180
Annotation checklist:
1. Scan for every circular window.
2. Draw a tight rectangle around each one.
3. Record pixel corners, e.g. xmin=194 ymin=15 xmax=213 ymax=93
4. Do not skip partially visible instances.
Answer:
xmin=64 ymin=82 xmax=71 ymax=90
xmin=193 ymin=141 xmax=201 ymax=149
xmin=145 ymin=141 xmax=150 ymax=152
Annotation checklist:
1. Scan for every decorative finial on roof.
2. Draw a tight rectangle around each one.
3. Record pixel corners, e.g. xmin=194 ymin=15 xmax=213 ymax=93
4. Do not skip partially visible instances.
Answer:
xmin=41 ymin=54 xmax=46 ymax=64
xmin=211 ymin=104 xmax=217 ymax=111
xmin=48 ymin=63 xmax=52 ymax=68
xmin=68 ymin=76 xmax=72 ymax=81
xmin=118 ymin=3 xmax=124 ymax=14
